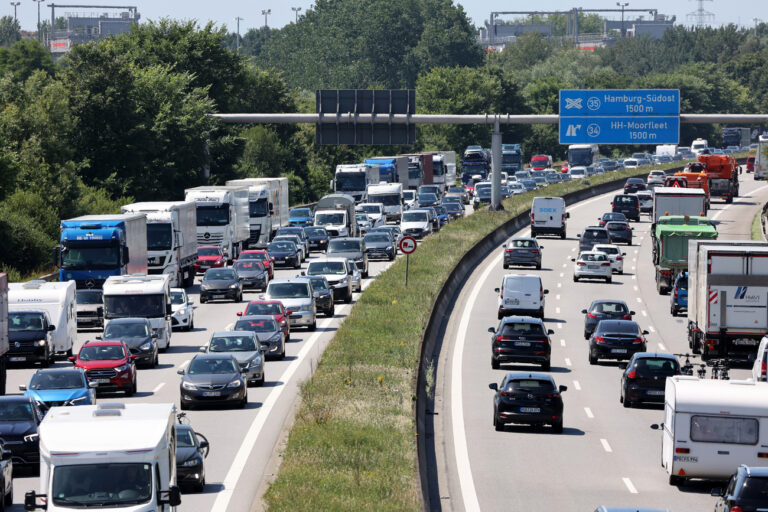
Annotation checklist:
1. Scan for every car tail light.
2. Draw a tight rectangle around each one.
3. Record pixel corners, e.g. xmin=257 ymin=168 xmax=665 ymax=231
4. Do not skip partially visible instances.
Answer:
xmin=577 ymin=261 xmax=586 ymax=266
xmin=601 ymin=262 xmax=610 ymax=267
xmin=545 ymin=392 xmax=560 ymax=398
xmin=594 ymin=336 xmax=605 ymax=344
xmin=500 ymin=391 xmax=515 ymax=397
xmin=762 ymin=361 xmax=766 ymax=380
xmin=505 ymin=248 xmax=514 ymax=253
xmin=758 ymin=453 xmax=768 ymax=459
xmin=587 ymin=312 xmax=597 ymax=319
xmin=673 ymin=289 xmax=678 ymax=299
xmin=731 ymin=506 xmax=743 ymax=512
xmin=623 ymin=314 xmax=632 ymax=320
xmin=633 ymin=337 xmax=643 ymax=344
xmin=531 ymin=213 xmax=535 ymax=221
xmin=616 ymin=256 xmax=623 ymax=261
xmin=495 ymin=336 xmax=509 ymax=342
xmin=530 ymin=250 xmax=539 ymax=254
xmin=675 ymin=447 xmax=690 ymax=454
xmin=625 ymin=226 xmax=632 ymax=231
xmin=627 ymin=370 xmax=637 ymax=379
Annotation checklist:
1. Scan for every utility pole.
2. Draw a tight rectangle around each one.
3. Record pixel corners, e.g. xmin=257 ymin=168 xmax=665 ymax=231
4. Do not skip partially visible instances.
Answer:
xmin=617 ymin=2 xmax=629 ymax=37
xmin=291 ymin=6 xmax=301 ymax=23
xmin=34 ymin=0 xmax=43 ymax=43
xmin=10 ymin=1 xmax=19 ymax=24
xmin=754 ymin=18 xmax=762 ymax=36
xmin=235 ymin=16 xmax=244 ymax=52
xmin=261 ymin=9 xmax=271 ymax=28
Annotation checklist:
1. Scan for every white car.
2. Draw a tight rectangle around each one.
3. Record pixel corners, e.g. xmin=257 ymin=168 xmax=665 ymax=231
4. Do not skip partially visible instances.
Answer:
xmin=572 ymin=251 xmax=613 ymax=283
xmin=636 ymin=190 xmax=653 ymax=214
xmin=647 ymin=170 xmax=666 ymax=185
xmin=592 ymin=244 xmax=625 ymax=274
xmin=356 ymin=203 xmax=386 ymax=227
xmin=569 ymin=167 xmax=587 ymax=179
xmin=170 ymin=288 xmax=196 ymax=331
xmin=400 ymin=210 xmax=432 ymax=239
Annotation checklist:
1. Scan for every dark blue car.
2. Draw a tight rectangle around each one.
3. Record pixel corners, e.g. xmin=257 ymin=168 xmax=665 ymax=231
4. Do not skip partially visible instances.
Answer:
xmin=670 ymin=272 xmax=688 ymax=317
xmin=289 ymin=207 xmax=313 ymax=227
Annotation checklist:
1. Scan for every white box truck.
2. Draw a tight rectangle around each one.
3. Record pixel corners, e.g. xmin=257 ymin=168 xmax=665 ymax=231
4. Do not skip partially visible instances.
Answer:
xmin=687 ymin=243 xmax=768 ymax=358
xmin=24 ymin=402 xmax=181 ymax=512
xmin=8 ymin=280 xmax=77 ymax=357
xmin=365 ymin=183 xmax=403 ymax=223
xmin=756 ymin=135 xmax=768 ymax=180
xmin=121 ymin=202 xmax=198 ymax=288
xmin=0 ymin=274 xmax=8 ymax=394
xmin=653 ymin=376 xmax=768 ymax=486
xmin=331 ymin=164 xmax=379 ymax=203
xmin=103 ymin=274 xmax=172 ymax=351
xmin=226 ymin=177 xmax=289 ymax=249
xmin=652 ymin=187 xmax=708 ymax=224
xmin=691 ymin=138 xmax=709 ymax=155
xmin=314 ymin=194 xmax=359 ymax=237
xmin=184 ymin=185 xmax=250 ymax=261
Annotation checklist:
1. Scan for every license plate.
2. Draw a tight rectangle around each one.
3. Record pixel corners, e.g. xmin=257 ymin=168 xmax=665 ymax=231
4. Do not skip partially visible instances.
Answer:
xmin=275 ymin=259 xmax=285 ymax=263
xmin=647 ymin=390 xmax=665 ymax=395
xmin=202 ymin=391 xmax=221 ymax=397
xmin=213 ymin=294 xmax=226 ymax=299
xmin=515 ymin=342 xmax=531 ymax=347
xmin=520 ymin=407 xmax=540 ymax=413
xmin=734 ymin=339 xmax=758 ymax=345
xmin=611 ymin=348 xmax=627 ymax=354
xmin=199 ymin=265 xmax=209 ymax=269
xmin=8 ymin=357 xmax=25 ymax=362
xmin=588 ymin=265 xmax=599 ymax=270
xmin=505 ymin=298 xmax=520 ymax=305
xmin=95 ymin=379 xmax=111 ymax=384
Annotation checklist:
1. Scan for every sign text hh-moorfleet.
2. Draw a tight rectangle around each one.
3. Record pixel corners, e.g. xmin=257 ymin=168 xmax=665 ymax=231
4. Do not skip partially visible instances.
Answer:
xmin=558 ymin=89 xmax=680 ymax=145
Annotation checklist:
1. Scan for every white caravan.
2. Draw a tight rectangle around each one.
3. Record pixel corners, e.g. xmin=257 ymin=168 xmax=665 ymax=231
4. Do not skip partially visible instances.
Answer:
xmin=24 ymin=402 xmax=181 ymax=512
xmin=756 ymin=135 xmax=768 ymax=180
xmin=102 ymin=274 xmax=172 ymax=350
xmin=184 ymin=185 xmax=250 ymax=261
xmin=8 ymin=281 xmax=76 ymax=356
xmin=226 ymin=177 xmax=289 ymax=249
xmin=654 ymin=376 xmax=768 ymax=485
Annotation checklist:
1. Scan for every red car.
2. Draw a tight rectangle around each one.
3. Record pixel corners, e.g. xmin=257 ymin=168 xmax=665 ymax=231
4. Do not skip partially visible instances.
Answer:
xmin=530 ymin=155 xmax=553 ymax=170
xmin=238 ymin=250 xmax=274 ymax=278
xmin=747 ymin=156 xmax=755 ymax=173
xmin=560 ymin=163 xmax=570 ymax=173
xmin=238 ymin=300 xmax=291 ymax=340
xmin=70 ymin=340 xmax=137 ymax=395
xmin=195 ymin=246 xmax=226 ymax=274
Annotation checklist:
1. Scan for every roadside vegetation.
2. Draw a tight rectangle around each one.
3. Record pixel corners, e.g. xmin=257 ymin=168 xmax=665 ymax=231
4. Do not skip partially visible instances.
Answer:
xmin=752 ymin=208 xmax=765 ymax=241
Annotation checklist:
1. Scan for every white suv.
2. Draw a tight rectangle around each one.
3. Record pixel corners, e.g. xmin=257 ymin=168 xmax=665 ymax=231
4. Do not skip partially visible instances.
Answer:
xmin=592 ymin=244 xmax=625 ymax=274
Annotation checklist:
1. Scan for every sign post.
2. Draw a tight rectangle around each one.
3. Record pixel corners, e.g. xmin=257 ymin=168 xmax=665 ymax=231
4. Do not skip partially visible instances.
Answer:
xmin=399 ymin=236 xmax=417 ymax=286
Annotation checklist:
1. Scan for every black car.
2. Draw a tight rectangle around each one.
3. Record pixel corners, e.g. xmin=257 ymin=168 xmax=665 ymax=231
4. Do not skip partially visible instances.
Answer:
xmin=233 ymin=260 xmax=269 ymax=291
xmin=174 ymin=423 xmax=209 ymax=492
xmin=417 ymin=192 xmax=439 ymax=208
xmin=598 ymin=212 xmax=627 ymax=227
xmin=178 ymin=354 xmax=247 ymax=410
xmin=369 ymin=225 xmax=401 ymax=246
xmin=304 ymin=226 xmax=330 ymax=252
xmin=363 ymin=232 xmax=396 ymax=261
xmin=200 ymin=268 xmax=243 ymax=303
xmin=577 ymin=227 xmax=611 ymax=252
xmin=101 ymin=317 xmax=158 ymax=367
xmin=619 ymin=352 xmax=680 ymax=408
xmin=6 ymin=310 xmax=55 ymax=367
xmin=588 ymin=320 xmax=648 ymax=365
xmin=275 ymin=226 xmax=309 ymax=255
xmin=581 ymin=300 xmax=634 ymax=339
xmin=623 ymin=177 xmax=647 ymax=194
xmin=489 ymin=372 xmax=566 ymax=433
xmin=489 ymin=317 xmax=554 ymax=370
xmin=611 ymin=194 xmax=640 ymax=221
xmin=442 ymin=201 xmax=464 ymax=219
xmin=0 ymin=396 xmax=43 ymax=472
xmin=305 ymin=276 xmax=334 ymax=317
xmin=605 ymin=221 xmax=633 ymax=245
xmin=267 ymin=240 xmax=301 ymax=269
xmin=713 ymin=465 xmax=768 ymax=512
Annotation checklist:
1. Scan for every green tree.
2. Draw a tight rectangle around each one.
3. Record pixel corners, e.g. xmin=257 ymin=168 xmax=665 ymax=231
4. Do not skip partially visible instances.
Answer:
xmin=0 ymin=16 xmax=20 ymax=47
xmin=0 ymin=40 xmax=55 ymax=81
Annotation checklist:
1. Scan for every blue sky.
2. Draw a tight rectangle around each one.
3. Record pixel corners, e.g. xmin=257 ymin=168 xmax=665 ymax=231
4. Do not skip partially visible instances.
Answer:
xmin=10 ymin=0 xmax=768 ymax=34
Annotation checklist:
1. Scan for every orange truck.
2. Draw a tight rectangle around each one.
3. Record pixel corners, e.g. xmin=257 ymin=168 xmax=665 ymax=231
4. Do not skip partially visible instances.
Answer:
xmin=699 ymin=154 xmax=739 ymax=204
xmin=672 ymin=168 xmax=710 ymax=211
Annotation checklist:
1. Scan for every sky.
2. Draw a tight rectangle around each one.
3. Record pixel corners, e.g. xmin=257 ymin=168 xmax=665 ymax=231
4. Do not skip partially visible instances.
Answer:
xmin=8 ymin=0 xmax=768 ymax=34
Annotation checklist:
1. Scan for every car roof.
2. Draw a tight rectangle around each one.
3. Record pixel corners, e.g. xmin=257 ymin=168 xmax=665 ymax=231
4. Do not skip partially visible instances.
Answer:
xmin=198 ymin=245 xmax=220 ymax=249
xmin=741 ymin=465 xmax=768 ymax=477
xmin=192 ymin=353 xmax=238 ymax=361
xmin=589 ymin=299 xmax=628 ymax=306
xmin=83 ymin=339 xmax=126 ymax=347
xmin=212 ymin=330 xmax=259 ymax=337
xmin=583 ymin=226 xmax=608 ymax=231
xmin=310 ymin=257 xmax=349 ymax=264
xmin=269 ymin=278 xmax=312 ymax=284
xmin=596 ymin=319 xmax=638 ymax=328
xmin=504 ymin=371 xmax=555 ymax=382
xmin=332 ymin=237 xmax=362 ymax=242
xmin=499 ymin=316 xmax=544 ymax=325
xmin=34 ymin=368 xmax=86 ymax=375
xmin=631 ymin=352 xmax=677 ymax=360
xmin=606 ymin=221 xmax=629 ymax=226
xmin=593 ymin=243 xmax=620 ymax=248
xmin=107 ymin=317 xmax=150 ymax=324
xmin=246 ymin=300 xmax=282 ymax=306
xmin=0 ymin=395 xmax=35 ymax=403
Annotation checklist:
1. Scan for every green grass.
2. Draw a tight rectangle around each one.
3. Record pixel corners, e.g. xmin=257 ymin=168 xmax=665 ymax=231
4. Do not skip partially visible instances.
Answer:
xmin=263 ymin=162 xmax=694 ymax=511
xmin=752 ymin=209 xmax=765 ymax=241
xmin=0 ymin=266 xmax=57 ymax=282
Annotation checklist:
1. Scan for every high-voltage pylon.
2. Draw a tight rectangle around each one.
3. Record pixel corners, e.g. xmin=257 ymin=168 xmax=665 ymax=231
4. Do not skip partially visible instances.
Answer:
xmin=687 ymin=0 xmax=715 ymax=26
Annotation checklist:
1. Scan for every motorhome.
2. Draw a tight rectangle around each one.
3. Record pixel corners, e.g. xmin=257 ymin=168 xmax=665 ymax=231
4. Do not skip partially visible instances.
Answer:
xmin=756 ymin=135 xmax=768 ymax=180
xmin=226 ymin=177 xmax=290 ymax=249
xmin=102 ymin=274 xmax=172 ymax=351
xmin=8 ymin=281 xmax=76 ymax=357
xmin=24 ymin=402 xmax=181 ymax=511
xmin=654 ymin=377 xmax=768 ymax=486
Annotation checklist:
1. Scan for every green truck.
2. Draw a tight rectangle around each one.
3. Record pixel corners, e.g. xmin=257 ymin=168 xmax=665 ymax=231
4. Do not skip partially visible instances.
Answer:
xmin=653 ymin=215 xmax=717 ymax=294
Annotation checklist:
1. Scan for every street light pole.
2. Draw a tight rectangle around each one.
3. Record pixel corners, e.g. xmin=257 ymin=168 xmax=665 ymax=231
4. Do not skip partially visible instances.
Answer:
xmin=235 ymin=16 xmax=244 ymax=52
xmin=33 ymin=0 xmax=43 ymax=42
xmin=291 ymin=7 xmax=301 ymax=23
xmin=261 ymin=9 xmax=271 ymax=28
xmin=617 ymin=2 xmax=629 ymax=37
xmin=753 ymin=18 xmax=762 ymax=36
xmin=10 ymin=1 xmax=19 ymax=24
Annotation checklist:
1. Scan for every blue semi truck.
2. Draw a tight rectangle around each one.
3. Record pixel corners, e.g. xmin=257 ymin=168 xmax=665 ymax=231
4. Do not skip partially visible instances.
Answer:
xmin=54 ymin=214 xmax=148 ymax=289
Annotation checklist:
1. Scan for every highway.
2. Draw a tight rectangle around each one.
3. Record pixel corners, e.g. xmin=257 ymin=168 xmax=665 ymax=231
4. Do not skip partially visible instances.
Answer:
xmin=4 ymin=231 xmax=421 ymax=510
xmin=433 ymin=172 xmax=768 ymax=511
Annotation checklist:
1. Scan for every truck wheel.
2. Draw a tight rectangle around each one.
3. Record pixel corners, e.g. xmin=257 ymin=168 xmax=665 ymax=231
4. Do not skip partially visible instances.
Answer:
xmin=4 ymin=479 xmax=12 ymax=507
xmin=669 ymin=475 xmax=685 ymax=486
xmin=491 ymin=357 xmax=500 ymax=370
xmin=41 ymin=350 xmax=50 ymax=368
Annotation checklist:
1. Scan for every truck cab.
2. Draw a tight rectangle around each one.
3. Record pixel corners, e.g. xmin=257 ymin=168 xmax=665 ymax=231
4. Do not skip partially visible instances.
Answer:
xmin=102 ymin=275 xmax=172 ymax=351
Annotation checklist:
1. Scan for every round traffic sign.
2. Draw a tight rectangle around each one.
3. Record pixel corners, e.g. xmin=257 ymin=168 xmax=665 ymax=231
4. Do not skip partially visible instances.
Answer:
xmin=399 ymin=236 xmax=417 ymax=255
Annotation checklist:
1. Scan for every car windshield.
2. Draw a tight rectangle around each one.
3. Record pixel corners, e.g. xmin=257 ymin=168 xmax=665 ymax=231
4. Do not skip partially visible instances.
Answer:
xmin=170 ymin=291 xmax=185 ymax=305
xmin=268 ymin=283 xmax=309 ymax=299
xmin=304 ymin=227 xmax=327 ymax=237
xmin=500 ymin=322 xmax=545 ymax=337
xmin=604 ymin=213 xmax=625 ymax=221
xmin=615 ymin=196 xmax=637 ymax=205
xmin=583 ymin=230 xmax=608 ymax=240
xmin=590 ymin=302 xmax=628 ymax=314
xmin=329 ymin=240 xmax=362 ymax=252
xmin=402 ymin=191 xmax=416 ymax=200
xmin=8 ymin=312 xmax=46 ymax=332
xmin=234 ymin=261 xmax=263 ymax=272
xmin=740 ymin=477 xmax=768 ymax=500
xmin=594 ymin=246 xmax=619 ymax=255
xmin=268 ymin=242 xmax=295 ymax=252
xmin=290 ymin=208 xmax=311 ymax=218
xmin=234 ymin=319 xmax=278 ymax=334
xmin=104 ymin=322 xmax=148 ymax=338
xmin=580 ymin=253 xmax=607 ymax=261
xmin=448 ymin=188 xmax=464 ymax=194
xmin=274 ymin=236 xmax=300 ymax=244
xmin=277 ymin=229 xmax=303 ymax=238
xmin=29 ymin=371 xmax=84 ymax=390
xmin=606 ymin=222 xmax=629 ymax=230
xmin=76 ymin=291 xmax=102 ymax=305
xmin=359 ymin=205 xmax=381 ymax=214
xmin=509 ymin=239 xmax=537 ymax=248
xmin=598 ymin=321 xmax=639 ymax=335
xmin=0 ymin=402 xmax=34 ymax=421
xmin=356 ymin=215 xmax=369 ymax=223
xmin=364 ymin=234 xmax=390 ymax=243
xmin=52 ymin=463 xmax=152 ymax=507
xmin=176 ymin=429 xmax=196 ymax=448
xmin=187 ymin=358 xmax=238 ymax=375
xmin=402 ymin=212 xmax=428 ymax=222
xmin=205 ymin=269 xmax=236 ymax=280
xmin=315 ymin=213 xmax=345 ymax=225
xmin=245 ymin=303 xmax=282 ymax=315
xmin=308 ymin=261 xmax=346 ymax=275
xmin=635 ymin=358 xmax=679 ymax=377
xmin=508 ymin=379 xmax=556 ymax=392
xmin=309 ymin=278 xmax=329 ymax=291
xmin=78 ymin=345 xmax=126 ymax=361
xmin=209 ymin=335 xmax=259 ymax=351
xmin=676 ymin=277 xmax=688 ymax=288
xmin=418 ymin=194 xmax=438 ymax=202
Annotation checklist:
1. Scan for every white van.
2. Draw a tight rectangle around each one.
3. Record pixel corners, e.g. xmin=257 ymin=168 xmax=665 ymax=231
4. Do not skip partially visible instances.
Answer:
xmin=653 ymin=376 xmax=768 ymax=486
xmin=751 ymin=335 xmax=768 ymax=381
xmin=494 ymin=274 xmax=549 ymax=319
xmin=530 ymin=197 xmax=568 ymax=238
xmin=8 ymin=281 xmax=76 ymax=357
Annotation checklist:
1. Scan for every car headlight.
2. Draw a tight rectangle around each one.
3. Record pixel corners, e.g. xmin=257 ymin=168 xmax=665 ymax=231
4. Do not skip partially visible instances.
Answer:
xmin=268 ymin=333 xmax=282 ymax=343
xmin=37 ymin=340 xmax=46 ymax=346
xmin=248 ymin=356 xmax=262 ymax=367
xmin=229 ymin=283 xmax=239 ymax=289
xmin=182 ymin=457 xmax=200 ymax=467
xmin=140 ymin=342 xmax=153 ymax=351
xmin=227 ymin=379 xmax=242 ymax=388
xmin=200 ymin=284 xmax=209 ymax=291
xmin=67 ymin=396 xmax=87 ymax=405
xmin=116 ymin=364 xmax=129 ymax=373
xmin=177 ymin=308 xmax=187 ymax=315
xmin=182 ymin=381 xmax=197 ymax=390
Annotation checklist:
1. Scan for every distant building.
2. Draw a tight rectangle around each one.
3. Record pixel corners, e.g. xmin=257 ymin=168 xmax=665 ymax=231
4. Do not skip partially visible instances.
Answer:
xmin=48 ymin=5 xmax=139 ymax=55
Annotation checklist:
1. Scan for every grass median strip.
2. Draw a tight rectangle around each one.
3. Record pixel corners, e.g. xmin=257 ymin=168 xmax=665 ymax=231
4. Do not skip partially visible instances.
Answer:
xmin=263 ymin=163 xmax=697 ymax=511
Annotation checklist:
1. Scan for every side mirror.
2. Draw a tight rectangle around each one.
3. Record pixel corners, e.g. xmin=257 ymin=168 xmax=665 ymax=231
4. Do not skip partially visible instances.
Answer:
xmin=199 ymin=346 xmax=207 ymax=352
xmin=622 ymin=252 xmax=627 ymax=256
xmin=493 ymin=287 xmax=500 ymax=293
xmin=630 ymin=311 xmax=636 ymax=315
xmin=566 ymin=212 xmax=570 ymax=218
xmin=642 ymin=330 xmax=650 ymax=335
xmin=177 ymin=369 xmax=185 ymax=375
xmin=52 ymin=245 xmax=61 ymax=267
xmin=286 ymin=310 xmax=292 ymax=316
xmin=543 ymin=289 xmax=549 ymax=294
xmin=47 ymin=324 xmax=56 ymax=332
xmin=581 ymin=309 xmax=587 ymax=314
xmin=88 ymin=381 xmax=99 ymax=388
xmin=539 ymin=245 xmax=544 ymax=249
xmin=236 ymin=312 xmax=243 ymax=316
xmin=488 ymin=383 xmax=498 ymax=391
xmin=25 ymin=490 xmax=46 ymax=511
xmin=618 ymin=362 xmax=628 ymax=370
xmin=547 ymin=329 xmax=554 ymax=335
xmin=18 ymin=384 xmax=27 ymax=391
xmin=152 ymin=332 xmax=159 ymax=339
xmin=487 ymin=327 xmax=495 ymax=333
xmin=68 ymin=356 xmax=76 ymax=362
xmin=558 ymin=385 xmax=567 ymax=392
xmin=167 ymin=486 xmax=182 ymax=507
xmin=650 ymin=423 xmax=662 ymax=430
xmin=188 ymin=301 xmax=195 ymax=306
xmin=710 ymin=488 xmax=724 ymax=497
xmin=122 ymin=245 xmax=130 ymax=264
xmin=576 ymin=234 xmax=581 ymax=238
xmin=166 ymin=303 xmax=173 ymax=315
xmin=199 ymin=439 xmax=210 ymax=451
xmin=129 ymin=354 xmax=138 ymax=360
xmin=301 ymin=271 xmax=306 ymax=276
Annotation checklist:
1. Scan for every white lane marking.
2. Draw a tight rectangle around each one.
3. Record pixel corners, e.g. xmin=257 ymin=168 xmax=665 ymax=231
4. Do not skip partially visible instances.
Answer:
xmin=631 ymin=275 xmax=637 ymax=280
xmin=555 ymin=307 xmax=561 ymax=314
xmin=152 ymin=383 xmax=165 ymax=393
xmin=564 ymin=358 xmax=572 ymax=367
xmin=571 ymin=247 xmax=576 ymax=252
xmin=649 ymin=325 xmax=656 ymax=333
xmin=573 ymin=380 xmax=581 ymax=391
xmin=623 ymin=477 xmax=639 ymax=494
xmin=584 ymin=407 xmax=594 ymax=419
xmin=557 ymin=282 xmax=562 ymax=288
xmin=178 ymin=359 xmax=190 ymax=370
xmin=633 ymin=285 xmax=639 ymax=291
xmin=600 ymin=438 xmax=613 ymax=453
xmin=634 ymin=249 xmax=639 ymax=254
xmin=559 ymin=273 xmax=564 ymax=278
xmin=556 ymin=294 xmax=561 ymax=300
xmin=641 ymin=310 xmax=647 ymax=317
xmin=636 ymin=297 xmax=642 ymax=303
xmin=560 ymin=339 xmax=566 ymax=347
xmin=562 ymin=263 xmax=567 ymax=268
xmin=557 ymin=323 xmax=563 ymax=329
xmin=658 ymin=343 xmax=666 ymax=351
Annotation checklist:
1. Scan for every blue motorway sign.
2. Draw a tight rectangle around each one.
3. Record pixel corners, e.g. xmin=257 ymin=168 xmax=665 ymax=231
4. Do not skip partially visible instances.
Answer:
xmin=559 ymin=89 xmax=680 ymax=144
xmin=559 ymin=116 xmax=680 ymax=145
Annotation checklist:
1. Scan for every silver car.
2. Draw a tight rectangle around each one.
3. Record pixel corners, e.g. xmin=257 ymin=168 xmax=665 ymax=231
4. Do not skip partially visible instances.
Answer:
xmin=264 ymin=278 xmax=317 ymax=330
xmin=233 ymin=315 xmax=285 ymax=359
xmin=503 ymin=237 xmax=542 ymax=270
xmin=201 ymin=331 xmax=264 ymax=386
xmin=306 ymin=258 xmax=355 ymax=303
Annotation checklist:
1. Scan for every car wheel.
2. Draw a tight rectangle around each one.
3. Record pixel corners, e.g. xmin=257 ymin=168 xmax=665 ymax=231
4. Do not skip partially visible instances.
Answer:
xmin=308 ymin=320 xmax=317 ymax=331
xmin=40 ymin=350 xmax=50 ymax=368
xmin=552 ymin=420 xmax=563 ymax=434
xmin=4 ymin=479 xmax=12 ymax=507
xmin=589 ymin=352 xmax=598 ymax=365
xmin=573 ymin=276 xmax=579 ymax=282
xmin=180 ymin=400 xmax=190 ymax=411
xmin=200 ymin=297 xmax=207 ymax=304
xmin=279 ymin=342 xmax=286 ymax=360
xmin=491 ymin=357 xmax=500 ymax=370
xmin=535 ymin=263 xmax=541 ymax=270
xmin=389 ymin=253 xmax=395 ymax=261
xmin=344 ymin=291 xmax=352 ymax=304
xmin=560 ymin=231 xmax=566 ymax=240
xmin=670 ymin=307 xmax=677 ymax=317
xmin=188 ymin=317 xmax=195 ymax=331
xmin=238 ymin=394 xmax=247 ymax=408
xmin=494 ymin=413 xmax=503 ymax=432
xmin=497 ymin=311 xmax=504 ymax=320
xmin=606 ymin=277 xmax=612 ymax=284
xmin=540 ymin=360 xmax=550 ymax=371
xmin=502 ymin=262 xmax=509 ymax=269
xmin=327 ymin=305 xmax=335 ymax=317
xmin=584 ymin=332 xmax=590 ymax=340
xmin=538 ymin=308 xmax=544 ymax=319
xmin=669 ymin=475 xmax=685 ymax=486
xmin=363 ymin=269 xmax=369 ymax=279
xmin=294 ymin=260 xmax=301 ymax=269
xmin=193 ymin=477 xmax=205 ymax=493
